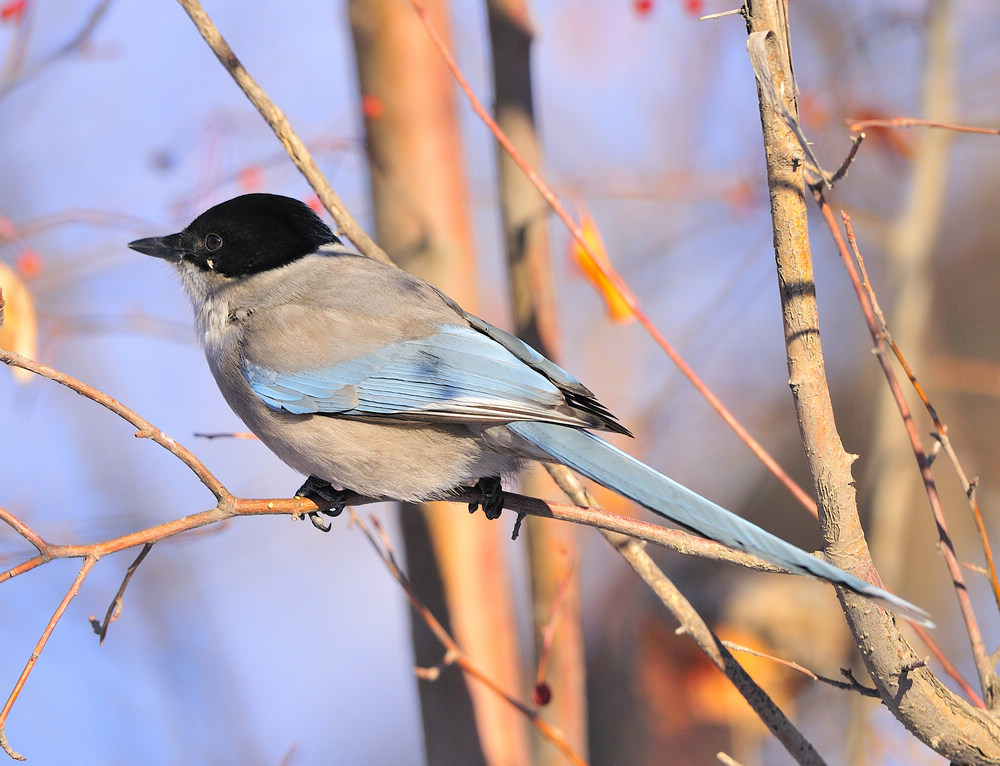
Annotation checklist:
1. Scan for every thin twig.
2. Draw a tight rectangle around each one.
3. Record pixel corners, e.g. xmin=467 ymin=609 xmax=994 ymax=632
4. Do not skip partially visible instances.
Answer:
xmin=851 ymin=238 xmax=1000 ymax=614
xmin=0 ymin=348 xmax=228 ymax=501
xmin=828 ymin=133 xmax=865 ymax=185
xmin=533 ymin=558 xmax=575 ymax=701
xmin=89 ymin=543 xmax=154 ymax=645
xmin=355 ymin=512 xmax=588 ymax=766
xmin=173 ymin=0 xmax=391 ymax=265
xmin=720 ymin=640 xmax=879 ymax=698
xmin=0 ymin=0 xmax=113 ymax=101
xmin=812 ymin=195 xmax=985 ymax=708
xmin=832 ymin=211 xmax=993 ymax=701
xmin=0 ymin=555 xmax=99 ymax=761
xmin=700 ymin=8 xmax=745 ymax=21
xmin=847 ymin=117 xmax=1000 ymax=136
xmin=0 ymin=505 xmax=49 ymax=555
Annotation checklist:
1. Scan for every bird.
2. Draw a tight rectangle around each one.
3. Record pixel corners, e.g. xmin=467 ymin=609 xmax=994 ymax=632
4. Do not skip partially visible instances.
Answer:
xmin=129 ymin=192 xmax=931 ymax=627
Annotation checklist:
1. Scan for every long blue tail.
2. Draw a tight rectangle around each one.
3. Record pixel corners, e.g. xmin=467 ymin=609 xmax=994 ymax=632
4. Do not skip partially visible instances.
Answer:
xmin=508 ymin=421 xmax=932 ymax=627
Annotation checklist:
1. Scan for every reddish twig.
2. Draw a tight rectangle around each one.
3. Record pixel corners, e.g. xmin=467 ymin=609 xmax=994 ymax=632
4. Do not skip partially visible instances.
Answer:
xmin=814 ymin=201 xmax=992 ymax=702
xmin=847 ymin=117 xmax=1000 ymax=137
xmin=0 ymin=555 xmax=98 ymax=761
xmin=850 ymin=244 xmax=1000 ymax=614
xmin=0 ymin=348 xmax=229 ymax=502
xmin=357 ymin=513 xmax=588 ymax=766
xmin=721 ymin=639 xmax=880 ymax=698
xmin=406 ymin=0 xmax=818 ymax=519
xmin=533 ymin=558 xmax=575 ymax=705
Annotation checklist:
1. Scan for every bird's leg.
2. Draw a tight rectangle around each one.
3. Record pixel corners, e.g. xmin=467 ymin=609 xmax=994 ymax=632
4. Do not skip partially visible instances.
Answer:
xmin=469 ymin=475 xmax=505 ymax=520
xmin=295 ymin=474 xmax=351 ymax=532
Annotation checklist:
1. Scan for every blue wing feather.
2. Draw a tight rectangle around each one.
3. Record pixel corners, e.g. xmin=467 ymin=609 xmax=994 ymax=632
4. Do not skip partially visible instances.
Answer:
xmin=242 ymin=324 xmax=598 ymax=427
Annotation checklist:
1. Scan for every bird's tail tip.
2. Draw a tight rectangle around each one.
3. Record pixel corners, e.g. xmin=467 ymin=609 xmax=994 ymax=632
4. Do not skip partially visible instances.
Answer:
xmin=866 ymin=591 xmax=934 ymax=629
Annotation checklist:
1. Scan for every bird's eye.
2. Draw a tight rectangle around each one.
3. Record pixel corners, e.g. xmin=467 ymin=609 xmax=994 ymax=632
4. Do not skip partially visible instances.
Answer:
xmin=205 ymin=233 xmax=223 ymax=252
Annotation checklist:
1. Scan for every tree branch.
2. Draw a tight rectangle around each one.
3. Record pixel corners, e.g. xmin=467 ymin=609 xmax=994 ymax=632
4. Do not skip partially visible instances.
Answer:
xmin=746 ymin=0 xmax=1000 ymax=760
xmin=173 ymin=0 xmax=391 ymax=264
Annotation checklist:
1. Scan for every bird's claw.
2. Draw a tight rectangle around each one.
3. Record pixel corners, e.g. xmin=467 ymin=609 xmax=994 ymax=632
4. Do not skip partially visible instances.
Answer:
xmin=295 ymin=475 xmax=351 ymax=532
xmin=468 ymin=476 xmax=505 ymax=520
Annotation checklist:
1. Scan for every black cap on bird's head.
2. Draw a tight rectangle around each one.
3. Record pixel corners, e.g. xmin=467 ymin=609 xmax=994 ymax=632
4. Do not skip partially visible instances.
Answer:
xmin=128 ymin=194 xmax=341 ymax=278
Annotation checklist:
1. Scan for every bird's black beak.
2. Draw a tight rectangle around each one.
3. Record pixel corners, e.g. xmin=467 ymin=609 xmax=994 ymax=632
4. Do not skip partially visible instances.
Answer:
xmin=128 ymin=233 xmax=185 ymax=262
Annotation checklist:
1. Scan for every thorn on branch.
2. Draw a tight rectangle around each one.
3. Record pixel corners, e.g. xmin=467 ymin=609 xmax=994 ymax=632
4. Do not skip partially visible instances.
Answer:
xmin=699 ymin=7 xmax=745 ymax=21
xmin=900 ymin=657 xmax=930 ymax=674
xmin=415 ymin=665 xmax=442 ymax=681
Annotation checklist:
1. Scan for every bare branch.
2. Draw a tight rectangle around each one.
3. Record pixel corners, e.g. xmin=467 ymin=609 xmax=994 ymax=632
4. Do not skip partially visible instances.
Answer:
xmin=0 ymin=555 xmax=99 ymax=761
xmin=720 ymin=640 xmax=880 ymax=698
xmin=172 ymin=0 xmax=391 ymax=264
xmin=748 ymin=0 xmax=1000 ymax=759
xmin=1 ymin=348 xmax=229 ymax=501
xmin=847 ymin=116 xmax=1000 ymax=136
xmin=354 ymin=512 xmax=588 ymax=766
xmin=849 ymin=228 xmax=1000 ymax=614
xmin=89 ymin=543 xmax=154 ymax=645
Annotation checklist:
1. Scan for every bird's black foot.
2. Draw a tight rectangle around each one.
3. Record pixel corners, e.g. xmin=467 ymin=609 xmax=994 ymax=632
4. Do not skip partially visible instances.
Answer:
xmin=468 ymin=476 xmax=505 ymax=521
xmin=295 ymin=475 xmax=351 ymax=532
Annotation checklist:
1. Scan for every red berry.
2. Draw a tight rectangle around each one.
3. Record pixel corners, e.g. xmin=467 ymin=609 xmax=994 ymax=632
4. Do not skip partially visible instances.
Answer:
xmin=533 ymin=682 xmax=552 ymax=706
xmin=361 ymin=94 xmax=384 ymax=120
xmin=633 ymin=0 xmax=653 ymax=17
xmin=0 ymin=0 xmax=27 ymax=24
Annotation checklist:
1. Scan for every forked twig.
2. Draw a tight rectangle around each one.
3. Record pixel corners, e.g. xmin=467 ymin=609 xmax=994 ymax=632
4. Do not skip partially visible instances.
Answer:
xmin=89 ymin=543 xmax=154 ymax=645
xmin=811 ymin=199 xmax=992 ymax=703
xmin=355 ymin=512 xmax=588 ymax=766
xmin=720 ymin=640 xmax=880 ymax=698
xmin=850 ymin=240 xmax=1000 ymax=614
